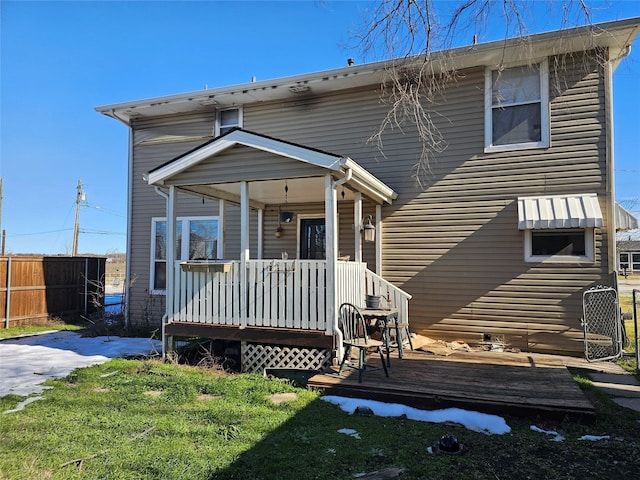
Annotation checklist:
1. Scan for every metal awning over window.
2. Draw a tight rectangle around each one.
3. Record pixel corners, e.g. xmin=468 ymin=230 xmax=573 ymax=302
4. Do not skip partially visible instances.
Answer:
xmin=615 ymin=202 xmax=639 ymax=231
xmin=517 ymin=194 xmax=604 ymax=230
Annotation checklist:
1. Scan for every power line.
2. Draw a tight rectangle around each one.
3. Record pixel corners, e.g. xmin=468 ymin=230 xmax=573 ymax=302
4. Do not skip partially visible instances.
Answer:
xmin=7 ymin=228 xmax=73 ymax=237
xmin=82 ymin=202 xmax=125 ymax=217
xmin=80 ymin=229 xmax=125 ymax=236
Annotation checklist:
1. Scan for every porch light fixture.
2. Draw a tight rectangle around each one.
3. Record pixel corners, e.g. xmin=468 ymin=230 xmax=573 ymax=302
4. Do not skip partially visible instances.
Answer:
xmin=362 ymin=215 xmax=375 ymax=242
xmin=279 ymin=180 xmax=294 ymax=223
xmin=275 ymin=206 xmax=284 ymax=238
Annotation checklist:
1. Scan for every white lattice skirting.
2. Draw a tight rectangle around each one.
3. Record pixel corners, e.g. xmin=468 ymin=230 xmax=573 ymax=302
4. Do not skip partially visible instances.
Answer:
xmin=241 ymin=343 xmax=332 ymax=373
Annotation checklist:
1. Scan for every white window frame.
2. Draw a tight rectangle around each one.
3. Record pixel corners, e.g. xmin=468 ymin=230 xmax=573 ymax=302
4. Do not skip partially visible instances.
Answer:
xmin=524 ymin=228 xmax=595 ymax=263
xmin=215 ymin=107 xmax=243 ymax=136
xmin=619 ymin=252 xmax=630 ymax=271
xmin=484 ymin=60 xmax=549 ymax=153
xmin=150 ymin=216 xmax=219 ymax=294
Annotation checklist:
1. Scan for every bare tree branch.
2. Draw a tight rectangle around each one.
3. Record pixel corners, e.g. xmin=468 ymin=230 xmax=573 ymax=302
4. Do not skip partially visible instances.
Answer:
xmin=353 ymin=0 xmax=602 ymax=187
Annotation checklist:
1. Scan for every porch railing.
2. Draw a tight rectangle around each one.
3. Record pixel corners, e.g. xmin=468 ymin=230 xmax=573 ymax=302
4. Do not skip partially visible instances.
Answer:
xmin=171 ymin=260 xmax=410 ymax=335
xmin=364 ymin=269 xmax=413 ymax=327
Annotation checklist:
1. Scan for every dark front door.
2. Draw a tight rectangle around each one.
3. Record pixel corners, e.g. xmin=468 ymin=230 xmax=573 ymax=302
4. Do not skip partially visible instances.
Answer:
xmin=300 ymin=218 xmax=325 ymax=259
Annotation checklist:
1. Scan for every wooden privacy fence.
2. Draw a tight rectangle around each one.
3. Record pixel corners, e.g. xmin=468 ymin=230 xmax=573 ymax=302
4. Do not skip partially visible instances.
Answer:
xmin=0 ymin=256 xmax=106 ymax=328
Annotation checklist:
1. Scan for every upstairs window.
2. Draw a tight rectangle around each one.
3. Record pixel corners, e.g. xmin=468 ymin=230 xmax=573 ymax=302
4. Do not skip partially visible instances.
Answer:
xmin=485 ymin=61 xmax=549 ymax=152
xmin=216 ymin=108 xmax=242 ymax=136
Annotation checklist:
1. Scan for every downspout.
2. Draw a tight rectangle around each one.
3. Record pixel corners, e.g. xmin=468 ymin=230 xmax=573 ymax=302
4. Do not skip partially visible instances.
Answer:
xmin=154 ymin=187 xmax=170 ymax=357
xmin=331 ymin=167 xmax=352 ymax=361
xmin=112 ymin=109 xmax=134 ymax=330
xmin=334 ymin=167 xmax=353 ymax=188
xmin=604 ymin=46 xmax=631 ymax=278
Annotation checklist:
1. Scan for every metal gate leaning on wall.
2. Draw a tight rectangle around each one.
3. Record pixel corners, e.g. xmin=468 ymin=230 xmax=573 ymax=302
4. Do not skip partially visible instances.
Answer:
xmin=582 ymin=285 xmax=623 ymax=362
xmin=0 ymin=256 xmax=106 ymax=328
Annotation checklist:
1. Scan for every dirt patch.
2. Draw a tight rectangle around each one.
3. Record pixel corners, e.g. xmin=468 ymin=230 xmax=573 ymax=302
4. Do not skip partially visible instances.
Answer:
xmin=268 ymin=392 xmax=298 ymax=404
xmin=143 ymin=390 xmax=163 ymax=397
xmin=93 ymin=387 xmax=111 ymax=393
xmin=197 ymin=394 xmax=221 ymax=402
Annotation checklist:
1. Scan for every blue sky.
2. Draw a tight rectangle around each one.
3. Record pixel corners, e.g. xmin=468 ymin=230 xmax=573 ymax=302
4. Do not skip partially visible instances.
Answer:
xmin=1 ymin=1 xmax=639 ymax=255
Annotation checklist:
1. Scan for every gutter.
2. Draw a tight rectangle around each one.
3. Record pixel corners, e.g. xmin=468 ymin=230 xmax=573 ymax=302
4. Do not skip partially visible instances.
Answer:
xmin=95 ymin=18 xmax=640 ymax=123
xmin=108 ymin=108 xmax=131 ymax=127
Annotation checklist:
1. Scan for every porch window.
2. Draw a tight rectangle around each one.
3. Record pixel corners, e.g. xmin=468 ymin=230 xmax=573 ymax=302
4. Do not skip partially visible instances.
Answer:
xmin=485 ymin=60 xmax=549 ymax=152
xmin=216 ymin=108 xmax=242 ymax=136
xmin=151 ymin=216 xmax=219 ymax=293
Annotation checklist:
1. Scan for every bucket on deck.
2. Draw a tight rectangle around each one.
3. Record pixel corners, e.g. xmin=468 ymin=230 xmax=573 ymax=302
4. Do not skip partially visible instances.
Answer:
xmin=365 ymin=295 xmax=381 ymax=309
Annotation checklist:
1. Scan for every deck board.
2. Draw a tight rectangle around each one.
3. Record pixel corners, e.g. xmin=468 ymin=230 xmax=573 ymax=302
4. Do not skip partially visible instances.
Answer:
xmin=307 ymin=350 xmax=596 ymax=421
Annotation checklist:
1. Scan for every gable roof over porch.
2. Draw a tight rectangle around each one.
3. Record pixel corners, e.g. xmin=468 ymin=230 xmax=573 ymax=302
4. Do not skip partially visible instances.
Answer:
xmin=146 ymin=128 xmax=397 ymax=206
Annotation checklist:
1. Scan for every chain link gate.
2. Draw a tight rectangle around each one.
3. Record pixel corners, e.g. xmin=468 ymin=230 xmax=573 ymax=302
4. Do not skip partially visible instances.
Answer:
xmin=582 ymin=286 xmax=623 ymax=362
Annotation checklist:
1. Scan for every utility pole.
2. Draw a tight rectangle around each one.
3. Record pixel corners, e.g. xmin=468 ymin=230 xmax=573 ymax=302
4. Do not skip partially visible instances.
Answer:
xmin=72 ymin=179 xmax=85 ymax=256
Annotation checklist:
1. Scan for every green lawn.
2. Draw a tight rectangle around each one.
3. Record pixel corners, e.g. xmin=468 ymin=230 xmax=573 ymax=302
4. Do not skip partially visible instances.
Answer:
xmin=2 ymin=358 xmax=640 ymax=479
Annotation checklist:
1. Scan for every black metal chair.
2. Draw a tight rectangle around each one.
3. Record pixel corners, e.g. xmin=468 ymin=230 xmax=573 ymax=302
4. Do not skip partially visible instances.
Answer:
xmin=338 ymin=303 xmax=389 ymax=383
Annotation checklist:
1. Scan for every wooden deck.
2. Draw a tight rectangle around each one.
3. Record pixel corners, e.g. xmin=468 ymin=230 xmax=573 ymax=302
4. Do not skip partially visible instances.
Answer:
xmin=308 ymin=349 xmax=600 ymax=421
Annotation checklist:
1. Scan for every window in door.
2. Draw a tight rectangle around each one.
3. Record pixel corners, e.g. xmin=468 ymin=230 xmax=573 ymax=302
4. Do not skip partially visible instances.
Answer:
xmin=299 ymin=218 xmax=326 ymax=259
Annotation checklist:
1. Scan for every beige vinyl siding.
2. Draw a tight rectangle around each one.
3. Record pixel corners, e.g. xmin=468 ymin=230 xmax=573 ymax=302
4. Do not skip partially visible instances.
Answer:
xmin=261 ymin=201 xmax=376 ymax=264
xmin=166 ymin=145 xmax=328 ymax=185
xmin=128 ymin=52 xmax=611 ymax=354
xmin=241 ymin=55 xmax=609 ymax=354
xmin=128 ymin=113 xmax=254 ymax=324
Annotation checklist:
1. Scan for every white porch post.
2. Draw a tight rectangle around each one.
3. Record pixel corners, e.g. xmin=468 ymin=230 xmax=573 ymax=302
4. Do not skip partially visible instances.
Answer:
xmin=217 ymin=199 xmax=226 ymax=259
xmin=325 ymin=174 xmax=338 ymax=340
xmin=257 ymin=208 xmax=264 ymax=260
xmin=375 ymin=204 xmax=382 ymax=275
xmin=354 ymin=192 xmax=362 ymax=263
xmin=163 ymin=185 xmax=177 ymax=357
xmin=240 ymin=181 xmax=249 ymax=329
